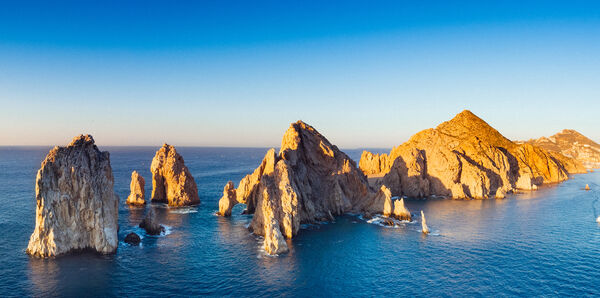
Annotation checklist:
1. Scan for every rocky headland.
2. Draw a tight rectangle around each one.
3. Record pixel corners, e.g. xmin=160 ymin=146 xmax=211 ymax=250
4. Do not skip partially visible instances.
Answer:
xmin=150 ymin=144 xmax=200 ymax=206
xmin=26 ymin=135 xmax=119 ymax=257
xmin=126 ymin=170 xmax=146 ymax=205
xmin=218 ymin=121 xmax=395 ymax=254
xmin=359 ymin=110 xmax=586 ymax=199
xmin=524 ymin=129 xmax=600 ymax=169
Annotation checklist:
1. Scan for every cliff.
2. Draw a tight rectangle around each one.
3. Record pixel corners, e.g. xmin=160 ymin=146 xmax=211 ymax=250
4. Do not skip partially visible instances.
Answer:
xmin=525 ymin=129 xmax=600 ymax=169
xmin=360 ymin=110 xmax=585 ymax=199
xmin=26 ymin=135 xmax=119 ymax=257
xmin=218 ymin=121 xmax=392 ymax=254
xmin=150 ymin=144 xmax=200 ymax=206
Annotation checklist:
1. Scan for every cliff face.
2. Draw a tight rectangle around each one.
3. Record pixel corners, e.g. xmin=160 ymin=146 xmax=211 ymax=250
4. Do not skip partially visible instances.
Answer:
xmin=218 ymin=121 xmax=391 ymax=254
xmin=150 ymin=144 xmax=200 ymax=206
xmin=360 ymin=110 xmax=585 ymax=199
xmin=525 ymin=129 xmax=600 ymax=169
xmin=26 ymin=135 xmax=119 ymax=257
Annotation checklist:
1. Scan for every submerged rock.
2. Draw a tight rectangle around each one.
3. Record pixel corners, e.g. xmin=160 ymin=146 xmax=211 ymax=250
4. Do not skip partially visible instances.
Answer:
xmin=392 ymin=199 xmax=411 ymax=221
xmin=124 ymin=232 xmax=141 ymax=245
xmin=26 ymin=135 xmax=119 ymax=257
xmin=219 ymin=120 xmax=392 ymax=246
xmin=139 ymin=209 xmax=165 ymax=235
xmin=150 ymin=144 xmax=200 ymax=206
xmin=126 ymin=170 xmax=146 ymax=205
xmin=360 ymin=110 xmax=584 ymax=199
xmin=217 ymin=181 xmax=237 ymax=216
xmin=421 ymin=210 xmax=430 ymax=235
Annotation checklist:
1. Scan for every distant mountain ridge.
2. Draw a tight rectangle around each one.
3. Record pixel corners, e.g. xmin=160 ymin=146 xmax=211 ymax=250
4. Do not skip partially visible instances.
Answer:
xmin=359 ymin=110 xmax=586 ymax=199
xmin=523 ymin=129 xmax=600 ymax=169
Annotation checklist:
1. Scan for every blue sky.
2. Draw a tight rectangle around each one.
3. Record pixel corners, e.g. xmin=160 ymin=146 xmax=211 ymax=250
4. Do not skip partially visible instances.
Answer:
xmin=1 ymin=1 xmax=599 ymax=147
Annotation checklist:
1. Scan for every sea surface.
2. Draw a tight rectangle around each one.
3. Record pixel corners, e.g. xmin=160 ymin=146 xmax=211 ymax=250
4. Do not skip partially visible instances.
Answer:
xmin=1 ymin=146 xmax=600 ymax=297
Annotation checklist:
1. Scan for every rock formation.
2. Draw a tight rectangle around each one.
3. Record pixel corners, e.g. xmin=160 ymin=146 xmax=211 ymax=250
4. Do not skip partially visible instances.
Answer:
xmin=150 ymin=144 xmax=200 ymax=206
xmin=585 ymin=184 xmax=590 ymax=191
xmin=421 ymin=211 xmax=429 ymax=234
xmin=263 ymin=217 xmax=289 ymax=255
xmin=525 ymin=129 xmax=600 ymax=169
xmin=219 ymin=121 xmax=394 ymax=254
xmin=360 ymin=110 xmax=586 ymax=199
xmin=26 ymin=135 xmax=119 ymax=257
xmin=124 ymin=232 xmax=141 ymax=245
xmin=139 ymin=209 xmax=165 ymax=235
xmin=392 ymin=199 xmax=411 ymax=221
xmin=217 ymin=181 xmax=237 ymax=216
xmin=126 ymin=170 xmax=146 ymax=205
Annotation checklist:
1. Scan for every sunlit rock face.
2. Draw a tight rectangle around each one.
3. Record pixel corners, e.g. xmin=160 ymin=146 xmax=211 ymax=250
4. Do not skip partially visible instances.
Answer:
xmin=360 ymin=110 xmax=585 ymax=199
xmin=218 ymin=181 xmax=237 ymax=216
xmin=525 ymin=129 xmax=600 ymax=169
xmin=126 ymin=171 xmax=146 ymax=205
xmin=150 ymin=144 xmax=200 ymax=206
xmin=26 ymin=135 xmax=119 ymax=258
xmin=219 ymin=121 xmax=390 ymax=254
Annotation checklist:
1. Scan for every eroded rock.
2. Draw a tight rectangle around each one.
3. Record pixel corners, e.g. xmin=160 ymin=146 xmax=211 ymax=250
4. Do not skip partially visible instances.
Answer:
xmin=139 ymin=209 xmax=165 ymax=235
xmin=392 ymin=198 xmax=411 ymax=221
xmin=26 ymin=134 xmax=119 ymax=257
xmin=421 ymin=210 xmax=430 ymax=234
xmin=217 ymin=181 xmax=237 ymax=216
xmin=150 ymin=144 xmax=200 ymax=206
xmin=124 ymin=232 xmax=141 ymax=245
xmin=126 ymin=170 xmax=146 ymax=205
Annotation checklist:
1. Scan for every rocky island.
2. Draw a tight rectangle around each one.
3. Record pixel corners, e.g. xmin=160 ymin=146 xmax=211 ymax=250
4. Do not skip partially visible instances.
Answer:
xmin=218 ymin=121 xmax=395 ymax=254
xmin=126 ymin=170 xmax=146 ymax=205
xmin=26 ymin=135 xmax=119 ymax=257
xmin=359 ymin=110 xmax=586 ymax=199
xmin=150 ymin=144 xmax=200 ymax=206
xmin=524 ymin=129 xmax=600 ymax=169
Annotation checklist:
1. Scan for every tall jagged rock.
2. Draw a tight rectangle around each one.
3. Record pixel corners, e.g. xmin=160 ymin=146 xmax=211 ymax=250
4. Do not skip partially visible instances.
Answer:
xmin=150 ymin=144 xmax=200 ymax=206
xmin=392 ymin=199 xmax=411 ymax=221
xmin=218 ymin=181 xmax=237 ymax=216
xmin=360 ymin=110 xmax=585 ymax=199
xmin=126 ymin=170 xmax=146 ymax=205
xmin=525 ymin=129 xmax=600 ymax=169
xmin=26 ymin=135 xmax=119 ymax=257
xmin=219 ymin=121 xmax=390 ymax=254
xmin=421 ymin=210 xmax=430 ymax=234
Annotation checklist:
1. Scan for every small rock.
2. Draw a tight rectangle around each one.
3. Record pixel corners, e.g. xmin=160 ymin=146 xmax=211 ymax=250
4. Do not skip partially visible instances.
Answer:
xmin=139 ymin=209 xmax=165 ymax=235
xmin=126 ymin=171 xmax=146 ymax=205
xmin=392 ymin=198 xmax=411 ymax=221
xmin=381 ymin=218 xmax=395 ymax=226
xmin=124 ymin=233 xmax=141 ymax=245
xmin=217 ymin=181 xmax=237 ymax=216
xmin=585 ymin=184 xmax=590 ymax=191
xmin=421 ymin=210 xmax=430 ymax=235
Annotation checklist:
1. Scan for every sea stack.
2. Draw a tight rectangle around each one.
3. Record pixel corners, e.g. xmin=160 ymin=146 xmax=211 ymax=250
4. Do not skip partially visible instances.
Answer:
xmin=217 ymin=181 xmax=237 ymax=216
xmin=421 ymin=211 xmax=430 ymax=235
xmin=585 ymin=184 xmax=590 ymax=191
xmin=26 ymin=135 xmax=119 ymax=257
xmin=219 ymin=120 xmax=394 ymax=254
xmin=139 ymin=208 xmax=165 ymax=235
xmin=360 ymin=110 xmax=585 ymax=199
xmin=150 ymin=144 xmax=200 ymax=206
xmin=392 ymin=199 xmax=411 ymax=221
xmin=126 ymin=170 xmax=146 ymax=205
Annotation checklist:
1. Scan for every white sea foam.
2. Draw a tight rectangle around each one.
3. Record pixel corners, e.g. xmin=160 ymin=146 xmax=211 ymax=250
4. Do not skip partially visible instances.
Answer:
xmin=169 ymin=207 xmax=198 ymax=214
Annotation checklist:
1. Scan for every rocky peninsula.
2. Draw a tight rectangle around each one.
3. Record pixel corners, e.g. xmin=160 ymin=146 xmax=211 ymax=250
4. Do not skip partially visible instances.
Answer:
xmin=26 ymin=135 xmax=119 ymax=257
xmin=218 ymin=121 xmax=395 ymax=254
xmin=524 ymin=129 xmax=600 ymax=169
xmin=150 ymin=144 xmax=200 ymax=206
xmin=359 ymin=110 xmax=586 ymax=199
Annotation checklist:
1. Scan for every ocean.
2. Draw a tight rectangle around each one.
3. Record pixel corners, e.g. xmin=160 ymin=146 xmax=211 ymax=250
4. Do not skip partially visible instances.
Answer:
xmin=1 ymin=146 xmax=599 ymax=297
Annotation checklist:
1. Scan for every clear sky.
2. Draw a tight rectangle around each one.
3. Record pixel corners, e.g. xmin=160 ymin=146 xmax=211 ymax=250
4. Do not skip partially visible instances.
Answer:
xmin=1 ymin=0 xmax=599 ymax=148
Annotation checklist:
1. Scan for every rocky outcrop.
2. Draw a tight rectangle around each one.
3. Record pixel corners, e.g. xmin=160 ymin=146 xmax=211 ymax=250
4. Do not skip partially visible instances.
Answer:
xmin=124 ymin=232 xmax=141 ymax=245
xmin=150 ymin=144 xmax=200 ymax=206
xmin=139 ymin=209 xmax=165 ymax=235
xmin=392 ymin=199 xmax=411 ymax=221
xmin=217 ymin=181 xmax=237 ymax=216
xmin=263 ymin=217 xmax=289 ymax=255
xmin=421 ymin=211 xmax=429 ymax=234
xmin=585 ymin=184 xmax=590 ymax=191
xmin=26 ymin=135 xmax=119 ymax=257
xmin=360 ymin=110 xmax=586 ymax=199
xmin=126 ymin=171 xmax=146 ymax=205
xmin=219 ymin=121 xmax=392 ymax=254
xmin=525 ymin=129 xmax=600 ymax=169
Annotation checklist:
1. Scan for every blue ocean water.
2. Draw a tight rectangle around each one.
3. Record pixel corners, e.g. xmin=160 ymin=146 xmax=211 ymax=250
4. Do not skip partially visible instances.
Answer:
xmin=1 ymin=146 xmax=599 ymax=297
